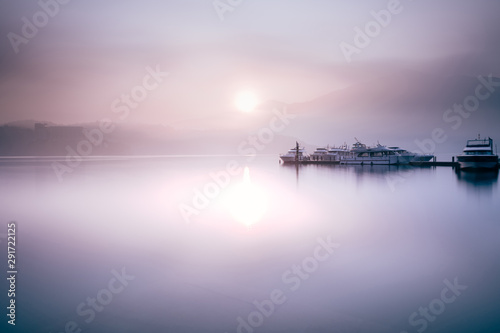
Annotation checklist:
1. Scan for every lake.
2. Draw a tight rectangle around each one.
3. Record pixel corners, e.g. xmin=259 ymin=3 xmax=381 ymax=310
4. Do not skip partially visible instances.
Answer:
xmin=1 ymin=155 xmax=499 ymax=333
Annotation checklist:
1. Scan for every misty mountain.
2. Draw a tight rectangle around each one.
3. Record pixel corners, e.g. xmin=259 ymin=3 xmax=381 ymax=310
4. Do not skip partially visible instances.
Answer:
xmin=0 ymin=120 xmax=299 ymax=157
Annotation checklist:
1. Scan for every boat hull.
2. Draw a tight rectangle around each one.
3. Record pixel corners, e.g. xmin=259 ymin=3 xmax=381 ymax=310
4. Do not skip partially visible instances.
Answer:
xmin=457 ymin=155 xmax=498 ymax=169
xmin=411 ymin=154 xmax=434 ymax=162
xmin=310 ymin=155 xmax=340 ymax=162
xmin=340 ymin=155 xmax=400 ymax=165
xmin=280 ymin=155 xmax=309 ymax=163
xmin=280 ymin=156 xmax=297 ymax=163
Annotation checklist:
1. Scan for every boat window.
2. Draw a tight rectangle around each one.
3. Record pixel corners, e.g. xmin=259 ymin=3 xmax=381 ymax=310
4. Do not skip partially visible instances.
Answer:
xmin=465 ymin=151 xmax=491 ymax=155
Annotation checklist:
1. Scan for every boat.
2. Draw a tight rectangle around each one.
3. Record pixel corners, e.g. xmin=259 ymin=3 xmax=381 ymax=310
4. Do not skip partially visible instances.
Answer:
xmin=326 ymin=145 xmax=351 ymax=162
xmin=279 ymin=142 xmax=309 ymax=163
xmin=310 ymin=147 xmax=329 ymax=161
xmin=340 ymin=139 xmax=433 ymax=165
xmin=387 ymin=147 xmax=434 ymax=163
xmin=456 ymin=135 xmax=499 ymax=170
xmin=309 ymin=145 xmax=350 ymax=162
xmin=340 ymin=142 xmax=400 ymax=165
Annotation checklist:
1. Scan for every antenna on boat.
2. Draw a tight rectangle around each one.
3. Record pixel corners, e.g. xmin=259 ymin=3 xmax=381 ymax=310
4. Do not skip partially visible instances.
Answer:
xmin=295 ymin=141 xmax=300 ymax=162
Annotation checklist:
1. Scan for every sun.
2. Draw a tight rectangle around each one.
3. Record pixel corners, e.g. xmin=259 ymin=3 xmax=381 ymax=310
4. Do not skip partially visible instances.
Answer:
xmin=234 ymin=90 xmax=259 ymax=113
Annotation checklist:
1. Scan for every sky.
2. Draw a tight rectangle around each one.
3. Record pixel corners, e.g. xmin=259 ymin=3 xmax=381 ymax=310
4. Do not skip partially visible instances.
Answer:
xmin=0 ymin=0 xmax=499 ymax=140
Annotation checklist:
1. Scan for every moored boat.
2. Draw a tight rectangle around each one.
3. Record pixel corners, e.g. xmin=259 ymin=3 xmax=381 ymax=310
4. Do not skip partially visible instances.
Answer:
xmin=457 ymin=136 xmax=498 ymax=170
xmin=387 ymin=146 xmax=434 ymax=163
xmin=340 ymin=142 xmax=399 ymax=165
xmin=326 ymin=145 xmax=351 ymax=162
xmin=279 ymin=142 xmax=309 ymax=163
xmin=310 ymin=145 xmax=350 ymax=162
xmin=340 ymin=140 xmax=433 ymax=165
xmin=310 ymin=147 xmax=329 ymax=161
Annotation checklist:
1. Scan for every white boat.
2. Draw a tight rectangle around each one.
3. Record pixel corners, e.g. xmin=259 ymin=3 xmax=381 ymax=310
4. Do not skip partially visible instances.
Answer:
xmin=340 ymin=142 xmax=399 ymax=165
xmin=387 ymin=147 xmax=434 ymax=163
xmin=309 ymin=145 xmax=350 ymax=162
xmin=326 ymin=145 xmax=351 ymax=162
xmin=340 ymin=140 xmax=434 ymax=165
xmin=310 ymin=147 xmax=329 ymax=161
xmin=457 ymin=136 xmax=498 ymax=169
xmin=279 ymin=142 xmax=309 ymax=163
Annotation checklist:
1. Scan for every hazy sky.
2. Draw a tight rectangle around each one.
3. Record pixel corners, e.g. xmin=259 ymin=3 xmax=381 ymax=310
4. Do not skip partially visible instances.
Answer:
xmin=0 ymin=0 xmax=499 ymax=129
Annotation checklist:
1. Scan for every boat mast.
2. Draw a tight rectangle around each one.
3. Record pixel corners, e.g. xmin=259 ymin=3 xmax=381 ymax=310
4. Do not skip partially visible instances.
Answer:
xmin=295 ymin=141 xmax=299 ymax=163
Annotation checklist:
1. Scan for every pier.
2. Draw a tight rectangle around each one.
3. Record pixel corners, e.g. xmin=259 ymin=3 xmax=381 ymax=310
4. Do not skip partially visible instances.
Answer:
xmin=280 ymin=142 xmax=499 ymax=168
xmin=285 ymin=160 xmax=459 ymax=167
xmin=409 ymin=161 xmax=458 ymax=167
xmin=282 ymin=159 xmax=500 ymax=169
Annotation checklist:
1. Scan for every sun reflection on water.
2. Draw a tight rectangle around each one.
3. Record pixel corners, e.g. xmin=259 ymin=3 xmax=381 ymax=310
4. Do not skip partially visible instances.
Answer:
xmin=223 ymin=167 xmax=268 ymax=227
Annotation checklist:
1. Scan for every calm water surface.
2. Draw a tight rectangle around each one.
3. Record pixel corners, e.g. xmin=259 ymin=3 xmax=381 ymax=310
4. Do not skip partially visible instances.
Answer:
xmin=0 ymin=155 xmax=499 ymax=332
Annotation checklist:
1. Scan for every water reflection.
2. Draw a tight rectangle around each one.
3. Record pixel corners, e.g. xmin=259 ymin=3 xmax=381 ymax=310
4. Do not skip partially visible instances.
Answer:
xmin=281 ymin=163 xmax=414 ymax=175
xmin=220 ymin=167 xmax=268 ymax=227
xmin=280 ymin=163 xmax=420 ymax=189
xmin=455 ymin=168 xmax=498 ymax=192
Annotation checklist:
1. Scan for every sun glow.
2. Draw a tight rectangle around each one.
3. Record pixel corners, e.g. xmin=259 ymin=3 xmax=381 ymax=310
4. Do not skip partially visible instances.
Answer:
xmin=234 ymin=90 xmax=259 ymax=112
xmin=225 ymin=167 xmax=268 ymax=227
